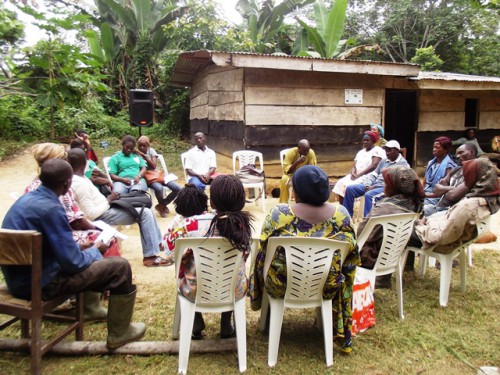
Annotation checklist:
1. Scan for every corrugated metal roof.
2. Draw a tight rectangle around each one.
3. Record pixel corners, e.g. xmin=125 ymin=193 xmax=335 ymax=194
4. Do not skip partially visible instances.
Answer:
xmin=412 ymin=71 xmax=500 ymax=83
xmin=169 ymin=50 xmax=420 ymax=87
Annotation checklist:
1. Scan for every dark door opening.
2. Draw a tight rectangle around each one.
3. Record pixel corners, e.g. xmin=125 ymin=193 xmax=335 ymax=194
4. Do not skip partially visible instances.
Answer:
xmin=384 ymin=90 xmax=418 ymax=166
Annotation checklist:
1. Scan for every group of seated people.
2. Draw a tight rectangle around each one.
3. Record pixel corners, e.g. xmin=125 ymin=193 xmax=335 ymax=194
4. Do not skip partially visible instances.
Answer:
xmin=1 ymin=125 xmax=499 ymax=359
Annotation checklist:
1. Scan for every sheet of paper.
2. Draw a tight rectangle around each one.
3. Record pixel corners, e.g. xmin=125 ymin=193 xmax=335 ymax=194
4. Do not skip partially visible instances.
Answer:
xmin=92 ymin=220 xmax=128 ymax=245
xmin=164 ymin=173 xmax=178 ymax=184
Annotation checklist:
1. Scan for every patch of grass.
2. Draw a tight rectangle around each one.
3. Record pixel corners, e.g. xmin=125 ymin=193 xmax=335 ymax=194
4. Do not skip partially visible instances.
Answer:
xmin=1 ymin=251 xmax=499 ymax=374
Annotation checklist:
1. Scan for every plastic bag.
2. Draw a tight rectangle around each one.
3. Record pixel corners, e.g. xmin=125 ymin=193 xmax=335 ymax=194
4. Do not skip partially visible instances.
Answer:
xmin=351 ymin=273 xmax=376 ymax=335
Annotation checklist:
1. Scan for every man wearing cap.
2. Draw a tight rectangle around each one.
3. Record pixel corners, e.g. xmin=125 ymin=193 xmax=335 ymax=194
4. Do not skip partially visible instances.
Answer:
xmin=279 ymin=139 xmax=317 ymax=203
xmin=343 ymin=140 xmax=409 ymax=217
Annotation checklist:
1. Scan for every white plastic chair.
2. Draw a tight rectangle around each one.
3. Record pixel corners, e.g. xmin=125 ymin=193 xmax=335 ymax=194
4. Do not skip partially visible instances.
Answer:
xmin=403 ymin=215 xmax=492 ymax=307
xmin=102 ymin=156 xmax=112 ymax=183
xmin=155 ymin=154 xmax=175 ymax=199
xmin=467 ymin=215 xmax=491 ymax=267
xmin=279 ymin=148 xmax=293 ymax=203
xmin=259 ymin=236 xmax=351 ymax=368
xmin=233 ymin=150 xmax=266 ymax=212
xmin=356 ymin=212 xmax=419 ymax=319
xmin=171 ymin=237 xmax=247 ymax=374
xmin=181 ymin=151 xmax=189 ymax=183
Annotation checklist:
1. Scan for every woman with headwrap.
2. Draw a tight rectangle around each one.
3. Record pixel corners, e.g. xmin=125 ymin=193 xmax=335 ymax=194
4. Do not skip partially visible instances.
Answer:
xmin=168 ymin=175 xmax=254 ymax=339
xmin=136 ymin=136 xmax=182 ymax=217
xmin=250 ymin=165 xmax=359 ymax=352
xmin=423 ymin=136 xmax=457 ymax=212
xmin=370 ymin=122 xmax=388 ymax=147
xmin=415 ymin=158 xmax=500 ymax=254
xmin=357 ymin=166 xmax=424 ymax=288
xmin=333 ymin=131 xmax=384 ymax=204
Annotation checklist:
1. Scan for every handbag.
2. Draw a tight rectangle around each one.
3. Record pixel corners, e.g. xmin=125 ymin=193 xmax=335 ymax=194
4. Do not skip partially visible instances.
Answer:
xmin=110 ymin=191 xmax=152 ymax=223
xmin=235 ymin=164 xmax=265 ymax=184
xmin=143 ymin=169 xmax=165 ymax=184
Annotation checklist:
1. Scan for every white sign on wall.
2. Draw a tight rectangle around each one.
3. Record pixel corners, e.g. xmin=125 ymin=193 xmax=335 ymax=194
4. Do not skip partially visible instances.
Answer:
xmin=345 ymin=89 xmax=363 ymax=105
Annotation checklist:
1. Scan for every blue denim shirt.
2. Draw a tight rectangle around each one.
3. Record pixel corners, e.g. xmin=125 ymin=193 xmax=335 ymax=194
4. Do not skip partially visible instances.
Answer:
xmin=362 ymin=154 xmax=410 ymax=188
xmin=1 ymin=185 xmax=102 ymax=299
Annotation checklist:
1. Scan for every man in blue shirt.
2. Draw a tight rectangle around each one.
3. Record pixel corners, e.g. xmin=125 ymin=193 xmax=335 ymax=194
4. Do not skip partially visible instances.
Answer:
xmin=1 ymin=159 xmax=146 ymax=350
xmin=343 ymin=140 xmax=410 ymax=217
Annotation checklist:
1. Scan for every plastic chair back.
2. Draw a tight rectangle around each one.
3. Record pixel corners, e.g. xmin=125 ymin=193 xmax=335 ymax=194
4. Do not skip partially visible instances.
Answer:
xmin=233 ymin=150 xmax=266 ymax=212
xmin=181 ymin=152 xmax=189 ymax=183
xmin=262 ymin=236 xmax=351 ymax=367
xmin=102 ymin=156 xmax=112 ymax=183
xmin=266 ymin=237 xmax=349 ymax=308
xmin=356 ymin=212 xmax=419 ymax=319
xmin=172 ymin=237 xmax=247 ymax=374
xmin=279 ymin=149 xmax=291 ymax=171
xmin=358 ymin=212 xmax=419 ymax=276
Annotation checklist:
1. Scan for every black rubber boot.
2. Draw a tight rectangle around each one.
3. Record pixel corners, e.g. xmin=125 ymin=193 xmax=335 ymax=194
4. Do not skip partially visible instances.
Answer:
xmin=220 ymin=311 xmax=235 ymax=339
xmin=192 ymin=312 xmax=205 ymax=340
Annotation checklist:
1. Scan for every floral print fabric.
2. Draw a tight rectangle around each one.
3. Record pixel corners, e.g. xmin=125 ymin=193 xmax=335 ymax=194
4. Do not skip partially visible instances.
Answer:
xmin=249 ymin=203 xmax=359 ymax=351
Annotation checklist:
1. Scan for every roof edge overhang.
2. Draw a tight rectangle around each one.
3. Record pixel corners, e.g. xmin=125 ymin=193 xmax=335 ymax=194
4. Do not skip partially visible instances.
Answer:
xmin=411 ymin=71 xmax=500 ymax=90
xmin=170 ymin=50 xmax=420 ymax=88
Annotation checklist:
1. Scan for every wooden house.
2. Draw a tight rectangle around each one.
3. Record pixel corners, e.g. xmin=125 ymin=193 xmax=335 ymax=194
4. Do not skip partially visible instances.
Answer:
xmin=170 ymin=50 xmax=500 ymax=182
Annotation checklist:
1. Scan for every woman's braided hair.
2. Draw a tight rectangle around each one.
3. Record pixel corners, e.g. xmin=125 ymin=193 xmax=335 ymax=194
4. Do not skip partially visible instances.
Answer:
xmin=206 ymin=175 xmax=254 ymax=252
xmin=173 ymin=184 xmax=208 ymax=217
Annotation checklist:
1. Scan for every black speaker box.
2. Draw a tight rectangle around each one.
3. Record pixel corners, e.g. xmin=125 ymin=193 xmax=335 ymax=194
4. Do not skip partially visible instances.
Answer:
xmin=130 ymin=89 xmax=153 ymax=127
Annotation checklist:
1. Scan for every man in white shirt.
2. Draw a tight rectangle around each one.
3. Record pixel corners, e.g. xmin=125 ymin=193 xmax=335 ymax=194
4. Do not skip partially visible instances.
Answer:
xmin=67 ymin=149 xmax=169 ymax=267
xmin=184 ymin=132 xmax=217 ymax=190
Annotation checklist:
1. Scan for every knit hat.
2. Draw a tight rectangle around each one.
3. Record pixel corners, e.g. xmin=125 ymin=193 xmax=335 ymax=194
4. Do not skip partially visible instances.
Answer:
xmin=292 ymin=165 xmax=330 ymax=206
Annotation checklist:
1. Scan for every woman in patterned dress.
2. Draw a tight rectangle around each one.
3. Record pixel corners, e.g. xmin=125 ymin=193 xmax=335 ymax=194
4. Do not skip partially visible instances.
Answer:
xmin=250 ymin=165 xmax=359 ymax=352
xmin=166 ymin=176 xmax=254 ymax=339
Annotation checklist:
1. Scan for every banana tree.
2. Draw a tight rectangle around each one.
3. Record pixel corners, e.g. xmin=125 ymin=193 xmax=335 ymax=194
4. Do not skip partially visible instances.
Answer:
xmin=236 ymin=0 xmax=315 ymax=53
xmin=87 ymin=0 xmax=184 ymax=106
xmin=293 ymin=0 xmax=347 ymax=58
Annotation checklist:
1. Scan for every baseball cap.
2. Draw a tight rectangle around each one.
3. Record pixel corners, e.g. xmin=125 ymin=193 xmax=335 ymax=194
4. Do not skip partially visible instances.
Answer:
xmin=384 ymin=140 xmax=401 ymax=150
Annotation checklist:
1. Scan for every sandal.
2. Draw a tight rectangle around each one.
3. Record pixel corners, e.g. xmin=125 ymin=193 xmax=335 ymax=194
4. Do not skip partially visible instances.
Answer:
xmin=143 ymin=256 xmax=173 ymax=267
xmin=155 ymin=204 xmax=168 ymax=218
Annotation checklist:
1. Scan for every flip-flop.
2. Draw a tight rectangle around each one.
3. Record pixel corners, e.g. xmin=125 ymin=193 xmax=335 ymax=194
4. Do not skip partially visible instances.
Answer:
xmin=143 ymin=256 xmax=173 ymax=267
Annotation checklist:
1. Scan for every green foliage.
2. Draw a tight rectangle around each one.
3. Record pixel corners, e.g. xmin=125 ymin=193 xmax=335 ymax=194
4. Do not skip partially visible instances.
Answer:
xmin=344 ymin=0 xmax=498 ymax=76
xmin=294 ymin=0 xmax=348 ymax=58
xmin=0 ymin=95 xmax=47 ymax=140
xmin=410 ymin=46 xmax=443 ymax=71
xmin=163 ymin=0 xmax=253 ymax=52
xmin=0 ymin=4 xmax=24 ymax=47
xmin=236 ymin=0 xmax=315 ymax=53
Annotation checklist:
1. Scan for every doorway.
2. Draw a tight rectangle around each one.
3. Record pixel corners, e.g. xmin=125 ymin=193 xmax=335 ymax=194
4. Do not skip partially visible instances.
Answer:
xmin=384 ymin=90 xmax=418 ymax=166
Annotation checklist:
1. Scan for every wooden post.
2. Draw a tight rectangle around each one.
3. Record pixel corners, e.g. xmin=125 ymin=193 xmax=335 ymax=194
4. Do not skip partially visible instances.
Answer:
xmin=0 ymin=339 xmax=237 ymax=355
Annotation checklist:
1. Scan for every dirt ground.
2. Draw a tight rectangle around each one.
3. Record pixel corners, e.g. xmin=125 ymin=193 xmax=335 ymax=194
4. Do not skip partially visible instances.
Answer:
xmin=0 ymin=149 xmax=499 ymax=286
xmin=0 ymin=149 xmax=271 ymax=286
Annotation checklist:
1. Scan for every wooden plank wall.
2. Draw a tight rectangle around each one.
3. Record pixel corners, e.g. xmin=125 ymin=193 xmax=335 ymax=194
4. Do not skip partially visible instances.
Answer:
xmin=242 ymin=68 xmax=402 ymax=181
xmin=189 ymin=66 xmax=246 ymax=175
xmin=416 ymin=89 xmax=500 ymax=172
